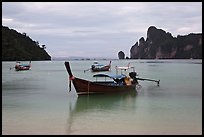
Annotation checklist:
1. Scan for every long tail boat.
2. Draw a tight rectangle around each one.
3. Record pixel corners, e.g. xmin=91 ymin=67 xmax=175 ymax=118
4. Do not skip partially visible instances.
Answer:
xmin=65 ymin=61 xmax=138 ymax=95
xmin=84 ymin=61 xmax=111 ymax=73
xmin=91 ymin=61 xmax=111 ymax=72
xmin=15 ymin=61 xmax=31 ymax=71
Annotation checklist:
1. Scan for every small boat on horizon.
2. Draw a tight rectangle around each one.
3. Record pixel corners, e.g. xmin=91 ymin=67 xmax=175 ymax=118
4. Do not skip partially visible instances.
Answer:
xmin=84 ymin=61 xmax=111 ymax=72
xmin=91 ymin=61 xmax=111 ymax=72
xmin=15 ymin=61 xmax=31 ymax=71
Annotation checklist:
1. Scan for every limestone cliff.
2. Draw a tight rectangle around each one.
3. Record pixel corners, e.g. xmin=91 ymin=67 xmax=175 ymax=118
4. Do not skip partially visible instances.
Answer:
xmin=118 ymin=51 xmax=125 ymax=59
xmin=130 ymin=26 xmax=202 ymax=59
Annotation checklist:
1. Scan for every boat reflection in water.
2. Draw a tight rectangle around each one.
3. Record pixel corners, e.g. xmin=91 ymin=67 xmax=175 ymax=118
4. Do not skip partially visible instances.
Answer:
xmin=66 ymin=92 xmax=138 ymax=135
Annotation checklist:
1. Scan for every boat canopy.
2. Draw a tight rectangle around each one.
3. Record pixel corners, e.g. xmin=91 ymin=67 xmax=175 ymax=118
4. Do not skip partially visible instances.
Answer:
xmin=93 ymin=64 xmax=104 ymax=67
xmin=20 ymin=64 xmax=29 ymax=66
xmin=93 ymin=73 xmax=126 ymax=80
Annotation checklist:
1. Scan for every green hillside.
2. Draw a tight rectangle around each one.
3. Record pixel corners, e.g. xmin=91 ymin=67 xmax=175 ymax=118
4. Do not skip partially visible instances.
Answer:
xmin=2 ymin=26 xmax=51 ymax=61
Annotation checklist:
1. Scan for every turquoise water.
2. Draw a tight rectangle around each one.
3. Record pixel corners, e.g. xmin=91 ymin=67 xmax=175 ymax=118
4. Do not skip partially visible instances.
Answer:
xmin=2 ymin=60 xmax=202 ymax=135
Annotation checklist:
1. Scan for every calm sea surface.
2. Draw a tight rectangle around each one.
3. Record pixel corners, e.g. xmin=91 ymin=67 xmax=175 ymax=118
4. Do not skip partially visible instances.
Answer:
xmin=2 ymin=59 xmax=202 ymax=135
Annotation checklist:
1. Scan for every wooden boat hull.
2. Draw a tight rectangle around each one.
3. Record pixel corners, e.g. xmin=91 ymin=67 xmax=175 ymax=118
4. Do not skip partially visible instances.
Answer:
xmin=91 ymin=65 xmax=110 ymax=72
xmin=71 ymin=77 xmax=137 ymax=95
xmin=15 ymin=66 xmax=30 ymax=71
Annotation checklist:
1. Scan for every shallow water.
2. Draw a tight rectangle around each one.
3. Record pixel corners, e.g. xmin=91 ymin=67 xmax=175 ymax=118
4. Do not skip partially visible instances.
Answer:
xmin=2 ymin=59 xmax=202 ymax=135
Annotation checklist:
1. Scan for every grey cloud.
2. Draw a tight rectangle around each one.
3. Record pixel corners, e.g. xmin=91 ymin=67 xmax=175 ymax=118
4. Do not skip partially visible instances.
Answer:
xmin=2 ymin=2 xmax=202 ymax=58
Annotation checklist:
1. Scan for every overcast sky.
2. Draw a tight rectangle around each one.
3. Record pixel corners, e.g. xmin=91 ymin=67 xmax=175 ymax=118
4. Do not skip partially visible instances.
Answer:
xmin=2 ymin=2 xmax=202 ymax=59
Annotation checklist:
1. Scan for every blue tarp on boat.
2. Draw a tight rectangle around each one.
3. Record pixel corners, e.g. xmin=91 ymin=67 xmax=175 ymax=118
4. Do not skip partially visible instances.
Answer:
xmin=93 ymin=73 xmax=126 ymax=80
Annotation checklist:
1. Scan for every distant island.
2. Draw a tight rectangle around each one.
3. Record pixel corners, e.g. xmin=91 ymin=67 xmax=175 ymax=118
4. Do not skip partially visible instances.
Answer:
xmin=52 ymin=56 xmax=116 ymax=61
xmin=2 ymin=26 xmax=51 ymax=61
xmin=118 ymin=26 xmax=202 ymax=59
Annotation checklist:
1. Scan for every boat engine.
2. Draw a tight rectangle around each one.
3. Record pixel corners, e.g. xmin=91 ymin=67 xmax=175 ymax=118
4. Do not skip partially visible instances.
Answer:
xmin=129 ymin=72 xmax=138 ymax=84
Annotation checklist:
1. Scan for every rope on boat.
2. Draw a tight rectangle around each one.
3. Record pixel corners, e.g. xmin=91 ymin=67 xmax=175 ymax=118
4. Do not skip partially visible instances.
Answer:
xmin=88 ymin=82 xmax=90 ymax=94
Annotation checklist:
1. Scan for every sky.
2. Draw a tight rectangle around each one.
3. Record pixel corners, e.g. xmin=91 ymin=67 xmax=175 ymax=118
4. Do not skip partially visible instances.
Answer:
xmin=2 ymin=2 xmax=202 ymax=59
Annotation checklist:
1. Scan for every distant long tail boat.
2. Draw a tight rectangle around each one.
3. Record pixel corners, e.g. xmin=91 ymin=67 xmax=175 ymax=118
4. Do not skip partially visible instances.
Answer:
xmin=15 ymin=61 xmax=31 ymax=71
xmin=91 ymin=61 xmax=111 ymax=72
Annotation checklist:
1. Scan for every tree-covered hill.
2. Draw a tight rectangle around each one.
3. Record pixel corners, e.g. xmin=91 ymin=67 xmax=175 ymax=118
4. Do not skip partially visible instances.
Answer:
xmin=2 ymin=26 xmax=51 ymax=61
